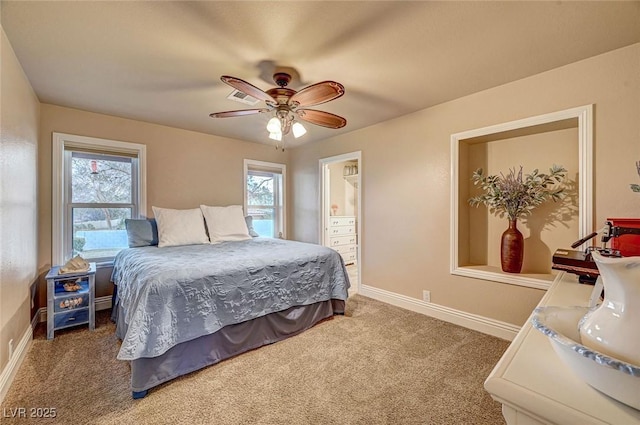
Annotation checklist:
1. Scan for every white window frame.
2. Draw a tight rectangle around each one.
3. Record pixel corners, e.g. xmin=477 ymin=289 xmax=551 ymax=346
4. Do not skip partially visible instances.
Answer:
xmin=52 ymin=132 xmax=146 ymax=266
xmin=243 ymin=159 xmax=286 ymax=239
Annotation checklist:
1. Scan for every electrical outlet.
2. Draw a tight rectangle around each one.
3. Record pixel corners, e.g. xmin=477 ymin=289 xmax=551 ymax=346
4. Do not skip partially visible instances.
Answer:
xmin=422 ymin=290 xmax=431 ymax=303
xmin=8 ymin=339 xmax=14 ymax=358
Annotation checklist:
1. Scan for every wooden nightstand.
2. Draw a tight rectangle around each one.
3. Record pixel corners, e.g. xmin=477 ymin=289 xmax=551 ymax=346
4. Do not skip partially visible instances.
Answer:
xmin=45 ymin=263 xmax=96 ymax=340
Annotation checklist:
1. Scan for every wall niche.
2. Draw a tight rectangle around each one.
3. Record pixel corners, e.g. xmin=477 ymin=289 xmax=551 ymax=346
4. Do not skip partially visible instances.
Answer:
xmin=450 ymin=105 xmax=593 ymax=289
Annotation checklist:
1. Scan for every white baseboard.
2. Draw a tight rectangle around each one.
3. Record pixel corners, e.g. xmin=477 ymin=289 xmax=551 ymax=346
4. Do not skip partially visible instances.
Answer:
xmin=37 ymin=295 xmax=113 ymax=323
xmin=1 ymin=296 xmax=113 ymax=403
xmin=36 ymin=289 xmax=515 ymax=340
xmin=358 ymin=284 xmax=520 ymax=341
xmin=0 ymin=324 xmax=33 ymax=404
xmin=95 ymin=295 xmax=113 ymax=312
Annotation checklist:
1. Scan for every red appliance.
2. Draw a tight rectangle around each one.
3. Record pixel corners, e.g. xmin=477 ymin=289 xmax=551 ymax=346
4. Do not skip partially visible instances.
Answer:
xmin=605 ymin=218 xmax=640 ymax=257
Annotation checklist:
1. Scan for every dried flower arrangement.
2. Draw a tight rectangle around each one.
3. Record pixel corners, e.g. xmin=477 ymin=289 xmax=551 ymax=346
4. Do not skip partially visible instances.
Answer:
xmin=468 ymin=165 xmax=568 ymax=220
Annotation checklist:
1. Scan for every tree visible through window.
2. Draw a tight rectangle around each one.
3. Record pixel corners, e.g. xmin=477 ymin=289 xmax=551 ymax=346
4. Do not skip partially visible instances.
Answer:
xmin=53 ymin=133 xmax=145 ymax=266
xmin=244 ymin=160 xmax=285 ymax=238
xmin=68 ymin=152 xmax=135 ymax=260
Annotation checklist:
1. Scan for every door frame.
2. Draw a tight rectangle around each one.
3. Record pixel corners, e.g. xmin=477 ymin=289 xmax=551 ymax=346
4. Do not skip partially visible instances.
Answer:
xmin=319 ymin=151 xmax=362 ymax=291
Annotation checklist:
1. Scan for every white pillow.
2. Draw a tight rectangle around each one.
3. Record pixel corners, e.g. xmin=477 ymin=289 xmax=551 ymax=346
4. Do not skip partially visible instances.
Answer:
xmin=152 ymin=206 xmax=210 ymax=247
xmin=200 ymin=205 xmax=251 ymax=244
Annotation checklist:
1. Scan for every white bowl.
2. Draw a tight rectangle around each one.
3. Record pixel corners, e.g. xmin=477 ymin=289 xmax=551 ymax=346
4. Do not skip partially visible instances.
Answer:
xmin=532 ymin=306 xmax=640 ymax=410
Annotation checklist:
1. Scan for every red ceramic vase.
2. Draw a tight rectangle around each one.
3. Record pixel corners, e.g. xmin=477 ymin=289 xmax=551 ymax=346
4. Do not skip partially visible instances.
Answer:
xmin=501 ymin=219 xmax=524 ymax=273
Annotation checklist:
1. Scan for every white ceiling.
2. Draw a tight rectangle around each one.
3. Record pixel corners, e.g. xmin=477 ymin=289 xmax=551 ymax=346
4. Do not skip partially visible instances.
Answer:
xmin=2 ymin=1 xmax=639 ymax=148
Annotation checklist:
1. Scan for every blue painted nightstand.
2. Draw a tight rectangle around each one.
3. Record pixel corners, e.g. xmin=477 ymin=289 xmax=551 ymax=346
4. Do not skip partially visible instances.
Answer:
xmin=45 ymin=263 xmax=96 ymax=340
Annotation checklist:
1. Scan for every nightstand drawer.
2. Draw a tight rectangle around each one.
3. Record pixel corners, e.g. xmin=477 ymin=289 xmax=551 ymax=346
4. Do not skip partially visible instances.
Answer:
xmin=54 ymin=308 xmax=89 ymax=330
xmin=54 ymin=293 xmax=90 ymax=313
xmin=54 ymin=277 xmax=89 ymax=295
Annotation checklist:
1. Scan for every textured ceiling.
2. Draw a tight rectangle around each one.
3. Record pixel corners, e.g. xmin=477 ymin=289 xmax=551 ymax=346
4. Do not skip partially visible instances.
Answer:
xmin=2 ymin=1 xmax=639 ymax=148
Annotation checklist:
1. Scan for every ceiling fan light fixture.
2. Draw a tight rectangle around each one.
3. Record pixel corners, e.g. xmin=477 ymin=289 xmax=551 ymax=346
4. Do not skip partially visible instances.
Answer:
xmin=211 ymin=72 xmax=346 ymax=149
xmin=292 ymin=122 xmax=307 ymax=138
xmin=266 ymin=117 xmax=281 ymax=133
xmin=269 ymin=131 xmax=282 ymax=141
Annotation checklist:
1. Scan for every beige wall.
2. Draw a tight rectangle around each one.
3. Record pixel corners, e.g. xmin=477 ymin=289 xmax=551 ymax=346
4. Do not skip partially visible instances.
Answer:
xmin=464 ymin=127 xmax=579 ymax=273
xmin=290 ymin=43 xmax=640 ymax=326
xmin=36 ymin=104 xmax=290 ymax=309
xmin=0 ymin=28 xmax=40 ymax=374
xmin=3 ymin=28 xmax=639 ymax=349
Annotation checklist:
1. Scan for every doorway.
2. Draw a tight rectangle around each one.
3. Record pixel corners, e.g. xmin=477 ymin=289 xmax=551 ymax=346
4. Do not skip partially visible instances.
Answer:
xmin=320 ymin=152 xmax=361 ymax=294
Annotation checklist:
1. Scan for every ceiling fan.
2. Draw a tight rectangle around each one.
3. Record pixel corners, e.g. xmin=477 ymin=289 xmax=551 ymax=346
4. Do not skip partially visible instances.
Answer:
xmin=210 ymin=72 xmax=346 ymax=147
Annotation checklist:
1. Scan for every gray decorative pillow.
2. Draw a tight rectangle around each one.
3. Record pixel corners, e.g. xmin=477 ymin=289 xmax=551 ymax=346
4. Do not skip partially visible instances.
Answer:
xmin=245 ymin=216 xmax=260 ymax=238
xmin=125 ymin=218 xmax=159 ymax=247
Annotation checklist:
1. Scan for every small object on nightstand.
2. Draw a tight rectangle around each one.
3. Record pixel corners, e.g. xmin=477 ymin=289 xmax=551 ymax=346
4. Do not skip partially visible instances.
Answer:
xmin=58 ymin=255 xmax=90 ymax=275
xmin=45 ymin=262 xmax=96 ymax=340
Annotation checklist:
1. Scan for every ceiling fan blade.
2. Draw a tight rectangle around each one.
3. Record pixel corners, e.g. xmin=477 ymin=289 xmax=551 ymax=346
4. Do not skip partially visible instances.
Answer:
xmin=289 ymin=81 xmax=345 ymax=107
xmin=209 ymin=109 xmax=269 ymax=118
xmin=220 ymin=76 xmax=276 ymax=104
xmin=296 ymin=109 xmax=347 ymax=129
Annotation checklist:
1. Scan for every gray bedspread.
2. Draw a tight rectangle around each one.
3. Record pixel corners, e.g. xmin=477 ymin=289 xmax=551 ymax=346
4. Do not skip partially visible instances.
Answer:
xmin=111 ymin=238 xmax=350 ymax=361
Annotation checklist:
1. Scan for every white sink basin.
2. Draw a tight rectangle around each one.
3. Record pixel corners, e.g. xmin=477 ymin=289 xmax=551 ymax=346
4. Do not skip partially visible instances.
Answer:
xmin=531 ymin=306 xmax=640 ymax=410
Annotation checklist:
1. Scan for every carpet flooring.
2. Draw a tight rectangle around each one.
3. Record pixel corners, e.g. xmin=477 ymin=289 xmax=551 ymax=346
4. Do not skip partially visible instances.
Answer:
xmin=1 ymin=295 xmax=510 ymax=424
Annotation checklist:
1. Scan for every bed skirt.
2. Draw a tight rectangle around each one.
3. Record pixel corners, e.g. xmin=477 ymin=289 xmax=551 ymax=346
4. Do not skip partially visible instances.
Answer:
xmin=113 ymin=298 xmax=345 ymax=398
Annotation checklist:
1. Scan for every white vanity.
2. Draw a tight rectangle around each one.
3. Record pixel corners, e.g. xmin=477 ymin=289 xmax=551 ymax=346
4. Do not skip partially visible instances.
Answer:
xmin=484 ymin=271 xmax=640 ymax=424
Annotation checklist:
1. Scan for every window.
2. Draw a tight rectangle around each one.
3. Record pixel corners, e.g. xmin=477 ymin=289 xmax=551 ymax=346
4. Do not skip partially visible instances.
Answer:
xmin=53 ymin=133 xmax=146 ymax=265
xmin=244 ymin=159 xmax=286 ymax=238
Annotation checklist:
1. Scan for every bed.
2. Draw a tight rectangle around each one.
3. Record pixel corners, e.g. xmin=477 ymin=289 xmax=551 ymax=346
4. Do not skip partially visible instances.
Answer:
xmin=110 ymin=237 xmax=350 ymax=398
